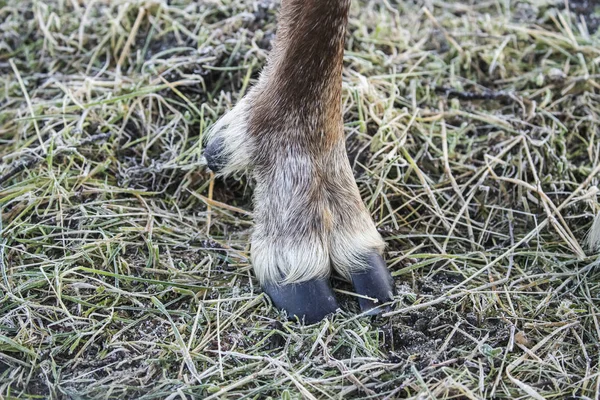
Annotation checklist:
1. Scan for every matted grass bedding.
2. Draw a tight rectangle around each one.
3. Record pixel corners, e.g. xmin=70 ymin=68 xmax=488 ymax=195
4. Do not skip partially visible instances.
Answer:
xmin=1 ymin=0 xmax=600 ymax=398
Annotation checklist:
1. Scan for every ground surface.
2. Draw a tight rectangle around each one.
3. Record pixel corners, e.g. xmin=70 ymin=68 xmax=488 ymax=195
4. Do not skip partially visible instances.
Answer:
xmin=1 ymin=0 xmax=600 ymax=398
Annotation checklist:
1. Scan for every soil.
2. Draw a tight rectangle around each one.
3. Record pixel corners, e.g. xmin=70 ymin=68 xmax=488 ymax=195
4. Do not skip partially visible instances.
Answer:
xmin=568 ymin=0 xmax=600 ymax=32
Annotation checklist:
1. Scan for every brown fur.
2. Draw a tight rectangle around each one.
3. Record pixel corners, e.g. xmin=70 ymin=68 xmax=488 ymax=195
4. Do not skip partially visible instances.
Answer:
xmin=250 ymin=0 xmax=350 ymax=160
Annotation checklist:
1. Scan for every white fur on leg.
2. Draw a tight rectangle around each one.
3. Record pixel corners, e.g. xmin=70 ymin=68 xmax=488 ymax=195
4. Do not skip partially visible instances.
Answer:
xmin=250 ymin=153 xmax=332 ymax=286
xmin=252 ymin=236 xmax=331 ymax=285
xmin=205 ymin=96 xmax=255 ymax=176
xmin=325 ymin=144 xmax=385 ymax=280
xmin=329 ymin=213 xmax=385 ymax=280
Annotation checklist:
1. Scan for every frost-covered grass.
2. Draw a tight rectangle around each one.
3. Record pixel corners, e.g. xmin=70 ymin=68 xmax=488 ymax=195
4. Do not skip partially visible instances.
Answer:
xmin=1 ymin=0 xmax=600 ymax=398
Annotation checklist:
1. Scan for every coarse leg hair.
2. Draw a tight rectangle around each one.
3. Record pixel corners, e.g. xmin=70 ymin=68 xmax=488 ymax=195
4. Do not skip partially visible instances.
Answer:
xmin=204 ymin=0 xmax=394 ymax=323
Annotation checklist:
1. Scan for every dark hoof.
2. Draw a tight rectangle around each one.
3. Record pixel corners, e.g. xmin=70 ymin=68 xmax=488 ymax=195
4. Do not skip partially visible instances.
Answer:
xmin=350 ymin=253 xmax=394 ymax=314
xmin=263 ymin=278 xmax=339 ymax=324
xmin=204 ymin=136 xmax=227 ymax=174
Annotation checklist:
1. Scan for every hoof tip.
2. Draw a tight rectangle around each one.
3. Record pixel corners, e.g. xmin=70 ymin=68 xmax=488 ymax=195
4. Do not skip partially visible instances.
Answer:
xmin=204 ymin=137 xmax=227 ymax=174
xmin=350 ymin=253 xmax=394 ymax=313
xmin=263 ymin=278 xmax=339 ymax=324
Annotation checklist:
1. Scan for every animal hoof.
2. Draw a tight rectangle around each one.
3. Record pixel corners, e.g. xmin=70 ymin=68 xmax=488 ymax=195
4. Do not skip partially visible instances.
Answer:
xmin=263 ymin=278 xmax=339 ymax=324
xmin=204 ymin=136 xmax=227 ymax=174
xmin=350 ymin=253 xmax=394 ymax=314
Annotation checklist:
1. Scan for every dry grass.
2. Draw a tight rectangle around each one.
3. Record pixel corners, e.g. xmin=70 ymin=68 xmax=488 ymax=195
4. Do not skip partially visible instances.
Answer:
xmin=1 ymin=0 xmax=600 ymax=398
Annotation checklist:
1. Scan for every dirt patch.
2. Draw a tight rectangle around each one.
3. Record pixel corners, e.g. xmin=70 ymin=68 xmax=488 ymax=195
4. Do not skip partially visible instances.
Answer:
xmin=568 ymin=0 xmax=600 ymax=32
